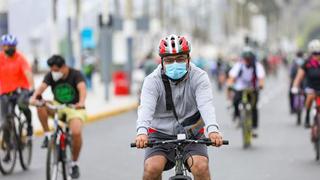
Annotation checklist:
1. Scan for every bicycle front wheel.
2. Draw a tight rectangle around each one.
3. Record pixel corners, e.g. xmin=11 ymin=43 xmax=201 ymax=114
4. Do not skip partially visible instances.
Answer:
xmin=241 ymin=109 xmax=252 ymax=149
xmin=46 ymin=138 xmax=68 ymax=180
xmin=0 ymin=121 xmax=17 ymax=175
xmin=18 ymin=120 xmax=32 ymax=170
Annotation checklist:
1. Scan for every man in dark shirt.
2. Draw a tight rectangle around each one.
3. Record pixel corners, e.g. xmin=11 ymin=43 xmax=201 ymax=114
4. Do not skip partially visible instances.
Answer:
xmin=30 ymin=55 xmax=87 ymax=179
xmin=292 ymin=39 xmax=320 ymax=128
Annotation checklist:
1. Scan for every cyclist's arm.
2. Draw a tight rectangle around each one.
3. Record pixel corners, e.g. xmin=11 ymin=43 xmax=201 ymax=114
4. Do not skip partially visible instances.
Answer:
xmin=195 ymin=72 xmax=220 ymax=134
xmin=20 ymin=55 xmax=35 ymax=89
xmin=30 ymin=82 xmax=48 ymax=102
xmin=76 ymin=81 xmax=86 ymax=107
xmin=257 ymin=63 xmax=266 ymax=89
xmin=292 ymin=68 xmax=305 ymax=88
xmin=226 ymin=63 xmax=240 ymax=89
xmin=24 ymin=70 xmax=35 ymax=89
xmin=136 ymin=76 xmax=158 ymax=135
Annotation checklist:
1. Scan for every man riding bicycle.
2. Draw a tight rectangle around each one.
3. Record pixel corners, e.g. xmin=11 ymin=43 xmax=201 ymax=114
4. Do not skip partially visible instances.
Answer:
xmin=289 ymin=50 xmax=305 ymax=114
xmin=226 ymin=47 xmax=265 ymax=136
xmin=0 ymin=34 xmax=34 ymax=162
xmin=135 ymin=34 xmax=223 ymax=180
xmin=292 ymin=39 xmax=320 ymax=128
xmin=30 ymin=55 xmax=87 ymax=179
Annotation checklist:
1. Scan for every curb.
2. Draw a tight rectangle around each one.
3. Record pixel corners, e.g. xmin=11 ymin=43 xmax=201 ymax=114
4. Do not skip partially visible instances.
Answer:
xmin=34 ymin=102 xmax=139 ymax=136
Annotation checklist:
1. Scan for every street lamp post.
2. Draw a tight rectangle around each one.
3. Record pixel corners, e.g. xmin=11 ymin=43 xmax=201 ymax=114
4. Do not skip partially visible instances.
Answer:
xmin=50 ymin=0 xmax=59 ymax=54
xmin=99 ymin=0 xmax=113 ymax=101
xmin=124 ymin=0 xmax=134 ymax=94
xmin=0 ymin=0 xmax=8 ymax=36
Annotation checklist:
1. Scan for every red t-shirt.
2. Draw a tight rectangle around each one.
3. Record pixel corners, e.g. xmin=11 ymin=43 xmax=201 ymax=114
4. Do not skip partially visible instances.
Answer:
xmin=0 ymin=51 xmax=31 ymax=94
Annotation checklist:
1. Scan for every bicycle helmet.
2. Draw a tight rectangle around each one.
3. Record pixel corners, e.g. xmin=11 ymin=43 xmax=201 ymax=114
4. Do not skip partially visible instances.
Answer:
xmin=241 ymin=46 xmax=256 ymax=60
xmin=158 ymin=34 xmax=191 ymax=57
xmin=1 ymin=34 xmax=18 ymax=46
xmin=308 ymin=39 xmax=320 ymax=53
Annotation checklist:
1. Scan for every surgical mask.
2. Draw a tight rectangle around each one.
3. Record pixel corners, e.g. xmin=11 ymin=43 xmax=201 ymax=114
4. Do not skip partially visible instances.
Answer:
xmin=165 ymin=62 xmax=187 ymax=80
xmin=51 ymin=71 xmax=63 ymax=81
xmin=5 ymin=47 xmax=16 ymax=57
xmin=296 ymin=58 xmax=304 ymax=66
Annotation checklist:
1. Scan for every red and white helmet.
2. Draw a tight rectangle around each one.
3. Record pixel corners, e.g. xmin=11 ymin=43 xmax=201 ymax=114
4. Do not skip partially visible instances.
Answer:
xmin=158 ymin=34 xmax=191 ymax=57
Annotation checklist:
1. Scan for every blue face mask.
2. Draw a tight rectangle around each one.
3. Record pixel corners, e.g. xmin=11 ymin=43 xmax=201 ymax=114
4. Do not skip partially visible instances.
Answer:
xmin=165 ymin=62 xmax=187 ymax=80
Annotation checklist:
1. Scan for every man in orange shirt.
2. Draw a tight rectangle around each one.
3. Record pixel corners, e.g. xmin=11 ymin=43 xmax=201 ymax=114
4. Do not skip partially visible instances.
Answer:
xmin=0 ymin=34 xmax=34 ymax=150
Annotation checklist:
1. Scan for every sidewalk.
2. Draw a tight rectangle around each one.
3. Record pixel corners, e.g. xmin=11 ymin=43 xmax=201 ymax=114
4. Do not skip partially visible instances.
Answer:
xmin=32 ymin=73 xmax=141 ymax=136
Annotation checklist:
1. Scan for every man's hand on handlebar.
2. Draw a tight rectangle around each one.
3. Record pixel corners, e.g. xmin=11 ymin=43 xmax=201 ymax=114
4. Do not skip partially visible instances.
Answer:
xmin=29 ymin=96 xmax=45 ymax=107
xmin=135 ymin=134 xmax=148 ymax=149
xmin=208 ymin=132 xmax=223 ymax=147
xmin=74 ymin=102 xmax=85 ymax=109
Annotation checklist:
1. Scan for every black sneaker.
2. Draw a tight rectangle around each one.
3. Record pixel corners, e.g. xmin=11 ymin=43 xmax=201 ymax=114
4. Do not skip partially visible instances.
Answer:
xmin=252 ymin=129 xmax=258 ymax=138
xmin=304 ymin=122 xmax=311 ymax=129
xmin=3 ymin=151 xmax=11 ymax=163
xmin=70 ymin=165 xmax=80 ymax=179
xmin=27 ymin=126 xmax=33 ymax=137
xmin=41 ymin=136 xmax=49 ymax=148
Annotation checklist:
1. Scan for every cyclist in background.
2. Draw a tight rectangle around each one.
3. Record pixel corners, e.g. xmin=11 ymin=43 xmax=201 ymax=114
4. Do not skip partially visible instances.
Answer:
xmin=289 ymin=50 xmax=305 ymax=114
xmin=226 ymin=47 xmax=266 ymax=136
xmin=135 ymin=34 xmax=223 ymax=180
xmin=292 ymin=39 xmax=320 ymax=128
xmin=30 ymin=55 xmax=87 ymax=179
xmin=0 ymin=34 xmax=34 ymax=145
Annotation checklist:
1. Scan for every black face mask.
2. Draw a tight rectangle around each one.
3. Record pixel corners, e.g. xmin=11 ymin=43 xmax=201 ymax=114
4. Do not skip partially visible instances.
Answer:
xmin=5 ymin=48 xmax=16 ymax=57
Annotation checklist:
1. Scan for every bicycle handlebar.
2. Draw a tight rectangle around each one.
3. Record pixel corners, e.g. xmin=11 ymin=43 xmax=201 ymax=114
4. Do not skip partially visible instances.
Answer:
xmin=130 ymin=138 xmax=229 ymax=148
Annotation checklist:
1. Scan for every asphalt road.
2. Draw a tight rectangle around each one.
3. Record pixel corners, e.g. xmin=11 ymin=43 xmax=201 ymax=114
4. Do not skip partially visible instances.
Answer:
xmin=1 ymin=68 xmax=320 ymax=180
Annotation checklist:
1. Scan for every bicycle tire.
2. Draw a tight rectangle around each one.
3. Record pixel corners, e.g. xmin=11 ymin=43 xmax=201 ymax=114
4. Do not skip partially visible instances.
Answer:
xmin=169 ymin=175 xmax=192 ymax=180
xmin=46 ymin=137 xmax=68 ymax=180
xmin=315 ymin=118 xmax=320 ymax=161
xmin=18 ymin=120 xmax=32 ymax=170
xmin=296 ymin=110 xmax=301 ymax=125
xmin=242 ymin=109 xmax=252 ymax=149
xmin=0 ymin=120 xmax=17 ymax=175
xmin=61 ymin=140 xmax=72 ymax=180
xmin=315 ymin=139 xmax=320 ymax=161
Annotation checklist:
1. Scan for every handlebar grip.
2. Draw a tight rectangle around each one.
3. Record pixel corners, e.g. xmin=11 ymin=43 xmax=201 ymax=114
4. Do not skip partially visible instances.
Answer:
xmin=130 ymin=142 xmax=155 ymax=148
xmin=203 ymin=138 xmax=229 ymax=145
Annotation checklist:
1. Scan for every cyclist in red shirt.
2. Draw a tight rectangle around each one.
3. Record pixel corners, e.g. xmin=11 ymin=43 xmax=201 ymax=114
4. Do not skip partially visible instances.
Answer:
xmin=0 ymin=34 xmax=34 ymax=144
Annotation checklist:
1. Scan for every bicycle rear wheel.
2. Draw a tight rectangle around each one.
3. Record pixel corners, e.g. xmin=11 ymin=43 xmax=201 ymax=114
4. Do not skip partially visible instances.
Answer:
xmin=18 ymin=120 xmax=32 ymax=170
xmin=296 ymin=110 xmax=302 ymax=125
xmin=0 ymin=121 xmax=17 ymax=175
xmin=315 ymin=118 xmax=320 ymax=161
xmin=46 ymin=137 xmax=68 ymax=180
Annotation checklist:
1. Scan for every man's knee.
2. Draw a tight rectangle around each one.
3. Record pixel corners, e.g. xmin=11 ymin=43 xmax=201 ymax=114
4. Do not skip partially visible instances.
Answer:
xmin=143 ymin=156 xmax=166 ymax=179
xmin=69 ymin=119 xmax=83 ymax=136
xmin=189 ymin=156 xmax=210 ymax=176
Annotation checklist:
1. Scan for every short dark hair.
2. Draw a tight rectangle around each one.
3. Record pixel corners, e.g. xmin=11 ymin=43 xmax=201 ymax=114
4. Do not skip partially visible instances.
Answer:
xmin=47 ymin=55 xmax=66 ymax=68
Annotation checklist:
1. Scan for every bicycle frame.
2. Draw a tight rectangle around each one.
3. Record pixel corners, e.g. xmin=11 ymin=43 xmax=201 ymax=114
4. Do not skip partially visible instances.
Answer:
xmin=45 ymin=103 xmax=72 ymax=180
xmin=50 ymin=105 xmax=70 ymax=162
xmin=169 ymin=144 xmax=192 ymax=180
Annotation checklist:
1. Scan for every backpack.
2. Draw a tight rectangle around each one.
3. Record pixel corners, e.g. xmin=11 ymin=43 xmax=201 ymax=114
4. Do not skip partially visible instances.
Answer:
xmin=237 ymin=63 xmax=258 ymax=89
